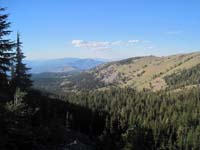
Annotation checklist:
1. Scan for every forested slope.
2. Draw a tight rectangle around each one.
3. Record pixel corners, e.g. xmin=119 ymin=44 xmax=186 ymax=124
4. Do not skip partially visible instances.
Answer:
xmin=50 ymin=87 xmax=200 ymax=149
xmin=165 ymin=63 xmax=200 ymax=89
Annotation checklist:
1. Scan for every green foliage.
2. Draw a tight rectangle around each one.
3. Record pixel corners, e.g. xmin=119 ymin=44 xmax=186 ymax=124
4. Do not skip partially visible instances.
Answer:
xmin=122 ymin=126 xmax=154 ymax=150
xmin=6 ymin=88 xmax=27 ymax=113
xmin=11 ymin=33 xmax=32 ymax=90
xmin=66 ymin=72 xmax=105 ymax=90
xmin=0 ymin=7 xmax=15 ymax=91
xmin=1 ymin=89 xmax=101 ymax=149
xmin=58 ymin=88 xmax=200 ymax=150
xmin=165 ymin=63 xmax=200 ymax=89
xmin=117 ymin=57 xmax=142 ymax=65
xmin=3 ymin=67 xmax=200 ymax=150
xmin=33 ymin=71 xmax=106 ymax=93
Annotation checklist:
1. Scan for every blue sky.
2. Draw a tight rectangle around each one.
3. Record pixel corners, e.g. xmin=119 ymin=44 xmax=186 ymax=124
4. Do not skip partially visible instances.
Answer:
xmin=2 ymin=0 xmax=200 ymax=60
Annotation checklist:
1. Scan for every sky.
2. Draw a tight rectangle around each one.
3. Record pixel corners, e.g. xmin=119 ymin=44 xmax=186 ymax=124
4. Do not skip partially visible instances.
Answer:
xmin=1 ymin=0 xmax=200 ymax=60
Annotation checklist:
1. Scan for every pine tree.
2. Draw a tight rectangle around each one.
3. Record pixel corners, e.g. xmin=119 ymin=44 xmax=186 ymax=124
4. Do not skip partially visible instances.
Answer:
xmin=12 ymin=33 xmax=32 ymax=90
xmin=0 ymin=8 xmax=15 ymax=91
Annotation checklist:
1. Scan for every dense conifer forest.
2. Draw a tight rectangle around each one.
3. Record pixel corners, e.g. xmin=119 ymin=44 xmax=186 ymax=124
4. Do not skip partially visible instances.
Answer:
xmin=165 ymin=64 xmax=200 ymax=89
xmin=0 ymin=5 xmax=200 ymax=150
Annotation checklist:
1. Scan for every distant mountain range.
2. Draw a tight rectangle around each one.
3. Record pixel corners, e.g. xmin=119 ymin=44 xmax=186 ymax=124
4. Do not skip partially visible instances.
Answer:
xmin=32 ymin=52 xmax=200 ymax=93
xmin=25 ymin=58 xmax=106 ymax=73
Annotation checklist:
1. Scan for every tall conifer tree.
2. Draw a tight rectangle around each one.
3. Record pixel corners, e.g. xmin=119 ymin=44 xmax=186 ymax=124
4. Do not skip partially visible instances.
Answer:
xmin=12 ymin=33 xmax=32 ymax=90
xmin=0 ymin=8 xmax=15 ymax=90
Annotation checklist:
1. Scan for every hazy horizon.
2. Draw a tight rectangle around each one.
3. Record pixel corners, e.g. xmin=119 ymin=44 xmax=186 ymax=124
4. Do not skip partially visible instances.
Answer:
xmin=24 ymin=50 xmax=200 ymax=62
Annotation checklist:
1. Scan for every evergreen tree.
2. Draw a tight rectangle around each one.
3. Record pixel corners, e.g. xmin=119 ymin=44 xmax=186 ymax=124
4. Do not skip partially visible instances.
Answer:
xmin=0 ymin=8 xmax=15 ymax=91
xmin=12 ymin=33 xmax=32 ymax=90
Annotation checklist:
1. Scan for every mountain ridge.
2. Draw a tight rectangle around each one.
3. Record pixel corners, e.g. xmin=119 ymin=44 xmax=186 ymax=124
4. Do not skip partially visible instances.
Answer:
xmin=25 ymin=58 xmax=106 ymax=73
xmin=33 ymin=51 xmax=200 ymax=92
xmin=87 ymin=51 xmax=200 ymax=90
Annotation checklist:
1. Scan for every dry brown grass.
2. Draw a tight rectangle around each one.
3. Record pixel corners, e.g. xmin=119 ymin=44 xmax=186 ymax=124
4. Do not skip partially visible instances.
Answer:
xmin=92 ymin=52 xmax=200 ymax=91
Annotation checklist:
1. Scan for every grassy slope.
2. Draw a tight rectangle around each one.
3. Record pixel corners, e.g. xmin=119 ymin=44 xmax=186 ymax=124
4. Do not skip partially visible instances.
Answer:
xmin=90 ymin=52 xmax=200 ymax=91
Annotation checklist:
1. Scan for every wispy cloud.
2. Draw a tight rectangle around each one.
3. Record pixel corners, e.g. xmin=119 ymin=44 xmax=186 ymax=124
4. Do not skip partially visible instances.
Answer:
xmin=72 ymin=40 xmax=111 ymax=50
xmin=128 ymin=40 xmax=140 ymax=44
xmin=72 ymin=39 xmax=142 ymax=50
